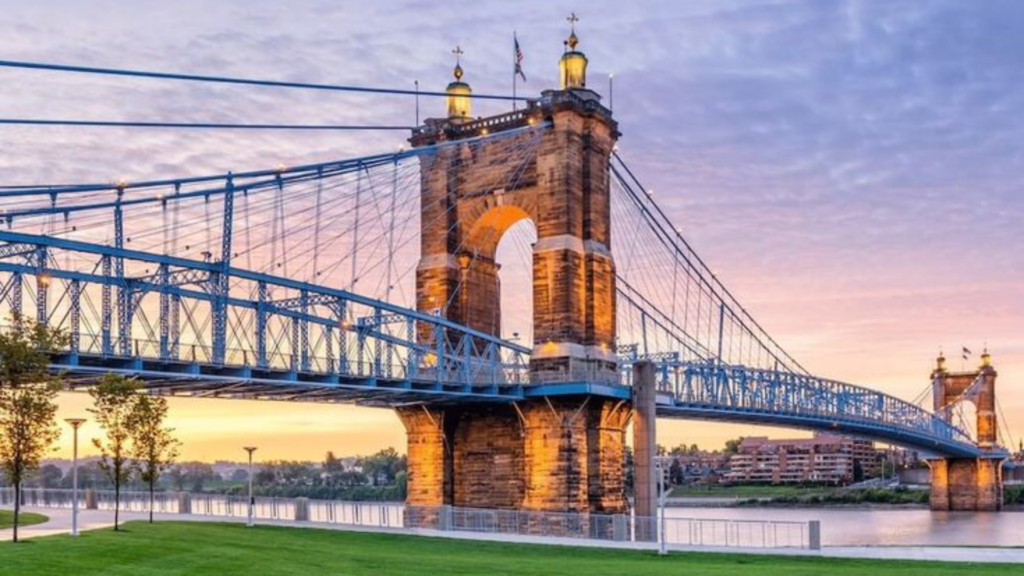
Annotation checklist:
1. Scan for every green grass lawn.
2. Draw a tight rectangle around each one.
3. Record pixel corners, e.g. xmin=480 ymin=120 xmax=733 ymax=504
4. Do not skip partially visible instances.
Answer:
xmin=0 ymin=521 xmax=1017 ymax=575
xmin=0 ymin=510 xmax=48 ymax=530
xmin=671 ymin=485 xmax=831 ymax=498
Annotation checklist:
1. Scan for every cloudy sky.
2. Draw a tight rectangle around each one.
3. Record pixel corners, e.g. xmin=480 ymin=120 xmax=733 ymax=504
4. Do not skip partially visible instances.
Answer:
xmin=3 ymin=0 xmax=1022 ymax=461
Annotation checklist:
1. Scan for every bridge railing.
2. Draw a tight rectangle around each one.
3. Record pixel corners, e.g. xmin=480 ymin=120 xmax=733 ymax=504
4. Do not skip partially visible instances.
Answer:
xmin=57 ymin=332 xmax=531 ymax=387
xmin=662 ymin=362 xmax=976 ymax=449
xmin=0 ymin=231 xmax=533 ymax=392
xmin=1 ymin=488 xmax=817 ymax=549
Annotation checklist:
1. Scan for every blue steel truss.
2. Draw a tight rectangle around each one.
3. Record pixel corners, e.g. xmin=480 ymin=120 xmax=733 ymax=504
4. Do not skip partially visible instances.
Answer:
xmin=0 ymin=139 xmax=1003 ymax=459
xmin=0 ymin=231 xmax=530 ymax=395
xmin=657 ymin=363 xmax=991 ymax=458
xmin=0 ymin=229 xmax=994 ymax=457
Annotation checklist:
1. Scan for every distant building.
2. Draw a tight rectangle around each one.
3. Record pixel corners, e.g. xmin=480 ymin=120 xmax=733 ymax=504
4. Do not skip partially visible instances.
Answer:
xmin=887 ymin=446 xmax=921 ymax=470
xmin=660 ymin=451 xmax=731 ymax=486
xmin=724 ymin=434 xmax=880 ymax=485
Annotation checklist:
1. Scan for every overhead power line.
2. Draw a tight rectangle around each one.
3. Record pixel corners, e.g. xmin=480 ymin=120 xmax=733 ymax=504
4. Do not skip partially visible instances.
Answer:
xmin=0 ymin=119 xmax=414 ymax=130
xmin=0 ymin=59 xmax=525 ymax=100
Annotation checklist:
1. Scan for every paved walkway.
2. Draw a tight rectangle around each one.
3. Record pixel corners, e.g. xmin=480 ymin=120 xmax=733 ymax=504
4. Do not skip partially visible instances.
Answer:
xmin=2 ymin=506 xmax=1021 ymax=564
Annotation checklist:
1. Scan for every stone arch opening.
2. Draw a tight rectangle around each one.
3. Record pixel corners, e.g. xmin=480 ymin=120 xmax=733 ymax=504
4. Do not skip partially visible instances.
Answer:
xmin=494 ymin=218 xmax=537 ymax=346
xmin=450 ymin=204 xmax=534 ymax=340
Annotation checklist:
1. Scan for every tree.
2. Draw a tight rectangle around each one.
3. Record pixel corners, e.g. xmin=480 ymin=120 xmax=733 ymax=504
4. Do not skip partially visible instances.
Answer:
xmin=38 ymin=463 xmax=64 ymax=488
xmin=229 ymin=468 xmax=249 ymax=483
xmin=724 ymin=437 xmax=745 ymax=455
xmin=359 ymin=447 xmax=404 ymax=486
xmin=167 ymin=465 xmax=187 ymax=490
xmin=89 ymin=374 xmax=142 ymax=531
xmin=853 ymin=459 xmax=865 ymax=483
xmin=337 ymin=469 xmax=367 ymax=487
xmin=0 ymin=320 xmax=64 ymax=543
xmin=253 ymin=464 xmax=277 ymax=486
xmin=129 ymin=393 xmax=179 ymax=523
xmin=668 ymin=458 xmax=684 ymax=485
xmin=279 ymin=461 xmax=315 ymax=486
xmin=179 ymin=461 xmax=215 ymax=492
xmin=392 ymin=470 xmax=408 ymax=500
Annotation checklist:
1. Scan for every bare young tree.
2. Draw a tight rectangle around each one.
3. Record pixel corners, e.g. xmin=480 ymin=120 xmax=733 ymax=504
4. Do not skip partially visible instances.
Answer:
xmin=129 ymin=393 xmax=179 ymax=523
xmin=89 ymin=374 xmax=141 ymax=531
xmin=0 ymin=320 xmax=65 ymax=543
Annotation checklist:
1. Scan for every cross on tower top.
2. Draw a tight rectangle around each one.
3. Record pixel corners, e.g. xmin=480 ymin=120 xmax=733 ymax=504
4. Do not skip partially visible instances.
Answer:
xmin=564 ymin=13 xmax=580 ymax=51
xmin=451 ymin=45 xmax=465 ymax=81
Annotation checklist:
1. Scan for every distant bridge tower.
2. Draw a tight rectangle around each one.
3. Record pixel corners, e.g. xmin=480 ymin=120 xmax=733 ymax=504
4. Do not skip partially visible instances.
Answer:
xmin=927 ymin=350 xmax=1005 ymax=511
xmin=397 ymin=26 xmax=632 ymax=528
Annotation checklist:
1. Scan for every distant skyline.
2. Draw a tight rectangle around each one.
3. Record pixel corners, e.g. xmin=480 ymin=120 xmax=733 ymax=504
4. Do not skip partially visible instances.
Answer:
xmin=2 ymin=0 xmax=1021 ymax=460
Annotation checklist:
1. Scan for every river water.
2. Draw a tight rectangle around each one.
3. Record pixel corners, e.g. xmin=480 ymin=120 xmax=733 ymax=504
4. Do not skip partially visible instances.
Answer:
xmin=10 ymin=487 xmax=1022 ymax=547
xmin=666 ymin=506 xmax=1024 ymax=547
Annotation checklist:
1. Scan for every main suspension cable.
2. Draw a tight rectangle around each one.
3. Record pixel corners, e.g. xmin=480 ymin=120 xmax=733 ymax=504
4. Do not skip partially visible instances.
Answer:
xmin=0 ymin=119 xmax=413 ymax=130
xmin=0 ymin=59 xmax=525 ymax=101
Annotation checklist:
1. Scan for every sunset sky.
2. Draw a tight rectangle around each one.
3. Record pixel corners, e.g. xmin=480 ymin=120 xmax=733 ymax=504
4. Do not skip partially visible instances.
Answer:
xmin=3 ymin=0 xmax=1022 ymax=462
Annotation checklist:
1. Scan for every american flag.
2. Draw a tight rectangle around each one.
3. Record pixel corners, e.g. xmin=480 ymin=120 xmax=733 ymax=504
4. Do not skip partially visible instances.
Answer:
xmin=514 ymin=33 xmax=526 ymax=81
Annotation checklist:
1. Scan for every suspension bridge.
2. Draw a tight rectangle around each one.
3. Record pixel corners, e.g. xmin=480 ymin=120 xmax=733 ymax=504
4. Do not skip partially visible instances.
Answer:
xmin=0 ymin=28 xmax=1011 ymax=518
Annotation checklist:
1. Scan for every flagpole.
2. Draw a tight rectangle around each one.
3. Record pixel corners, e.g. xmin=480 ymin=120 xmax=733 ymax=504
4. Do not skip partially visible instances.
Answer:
xmin=513 ymin=32 xmax=517 ymax=112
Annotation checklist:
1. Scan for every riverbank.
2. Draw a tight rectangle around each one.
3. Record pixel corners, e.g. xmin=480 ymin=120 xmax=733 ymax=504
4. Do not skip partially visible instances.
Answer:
xmin=1 ymin=519 xmax=1021 ymax=574
xmin=667 ymin=498 xmax=932 ymax=510
xmin=671 ymin=485 xmax=1024 ymax=509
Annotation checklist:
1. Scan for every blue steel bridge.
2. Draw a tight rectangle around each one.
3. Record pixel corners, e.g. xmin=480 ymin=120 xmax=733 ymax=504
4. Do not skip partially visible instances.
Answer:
xmin=0 ymin=120 xmax=1001 ymax=461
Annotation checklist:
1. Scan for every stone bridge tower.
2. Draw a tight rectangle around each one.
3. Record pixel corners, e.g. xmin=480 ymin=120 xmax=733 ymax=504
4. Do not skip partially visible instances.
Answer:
xmin=396 ymin=27 xmax=633 ymax=527
xmin=411 ymin=38 xmax=617 ymax=382
xmin=927 ymin=350 xmax=1004 ymax=511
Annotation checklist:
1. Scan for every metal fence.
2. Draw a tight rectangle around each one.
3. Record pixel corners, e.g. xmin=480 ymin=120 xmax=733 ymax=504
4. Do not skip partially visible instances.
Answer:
xmin=663 ymin=517 xmax=809 ymax=548
xmin=0 ymin=488 xmax=818 ymax=549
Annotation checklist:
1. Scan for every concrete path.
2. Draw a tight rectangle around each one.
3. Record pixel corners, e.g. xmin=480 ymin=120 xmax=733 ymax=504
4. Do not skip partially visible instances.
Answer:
xmin=2 ymin=506 xmax=1021 ymax=564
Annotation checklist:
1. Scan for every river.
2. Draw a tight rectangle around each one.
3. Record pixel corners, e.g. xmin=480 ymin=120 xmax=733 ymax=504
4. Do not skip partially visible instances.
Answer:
xmin=666 ymin=506 xmax=1024 ymax=547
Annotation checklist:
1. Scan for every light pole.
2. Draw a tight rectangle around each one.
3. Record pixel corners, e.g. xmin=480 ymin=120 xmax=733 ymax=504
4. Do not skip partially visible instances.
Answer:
xmin=243 ymin=446 xmax=257 ymax=527
xmin=64 ymin=418 xmax=87 ymax=537
xmin=657 ymin=457 xmax=668 ymax=556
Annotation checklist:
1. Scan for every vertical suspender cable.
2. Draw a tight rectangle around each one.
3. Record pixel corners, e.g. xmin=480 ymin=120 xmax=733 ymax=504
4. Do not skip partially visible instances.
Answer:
xmin=277 ymin=176 xmax=288 ymax=278
xmin=386 ymin=159 xmax=397 ymax=303
xmin=312 ymin=167 xmax=324 ymax=281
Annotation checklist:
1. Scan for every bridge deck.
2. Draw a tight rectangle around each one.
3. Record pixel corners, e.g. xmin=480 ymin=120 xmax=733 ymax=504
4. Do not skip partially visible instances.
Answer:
xmin=54 ymin=352 xmax=1001 ymax=460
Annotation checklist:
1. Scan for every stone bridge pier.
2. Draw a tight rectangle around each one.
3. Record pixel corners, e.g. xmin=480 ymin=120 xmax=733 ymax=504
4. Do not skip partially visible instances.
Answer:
xmin=927 ymin=351 xmax=1005 ymax=511
xmin=397 ymin=397 xmax=632 ymax=529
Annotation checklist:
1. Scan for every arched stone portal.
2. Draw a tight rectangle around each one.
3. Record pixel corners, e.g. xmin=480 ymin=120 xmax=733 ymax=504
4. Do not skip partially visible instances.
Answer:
xmin=413 ymin=91 xmax=618 ymax=382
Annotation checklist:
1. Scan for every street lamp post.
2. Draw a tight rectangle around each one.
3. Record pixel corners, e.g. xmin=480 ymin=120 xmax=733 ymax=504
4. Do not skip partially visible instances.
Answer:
xmin=64 ymin=418 xmax=87 ymax=537
xmin=657 ymin=458 xmax=668 ymax=556
xmin=243 ymin=446 xmax=257 ymax=527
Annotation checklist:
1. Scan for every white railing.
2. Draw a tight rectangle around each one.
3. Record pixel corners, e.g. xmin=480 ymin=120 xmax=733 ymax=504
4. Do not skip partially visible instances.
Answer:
xmin=0 ymin=487 xmax=818 ymax=549
xmin=663 ymin=517 xmax=808 ymax=548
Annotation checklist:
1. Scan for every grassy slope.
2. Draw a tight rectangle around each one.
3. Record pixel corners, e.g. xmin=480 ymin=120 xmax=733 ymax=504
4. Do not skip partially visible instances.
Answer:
xmin=0 ymin=521 xmax=1016 ymax=576
xmin=671 ymin=485 xmax=831 ymax=498
xmin=0 ymin=510 xmax=48 ymax=530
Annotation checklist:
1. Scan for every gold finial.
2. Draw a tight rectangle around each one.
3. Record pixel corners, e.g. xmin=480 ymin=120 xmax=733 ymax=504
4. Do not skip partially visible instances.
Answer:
xmin=445 ymin=45 xmax=472 ymax=120
xmin=559 ymin=12 xmax=588 ymax=89
xmin=566 ymin=13 xmax=580 ymax=50
xmin=981 ymin=347 xmax=992 ymax=367
xmin=936 ymin=349 xmax=946 ymax=371
xmin=452 ymin=45 xmax=464 ymax=80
